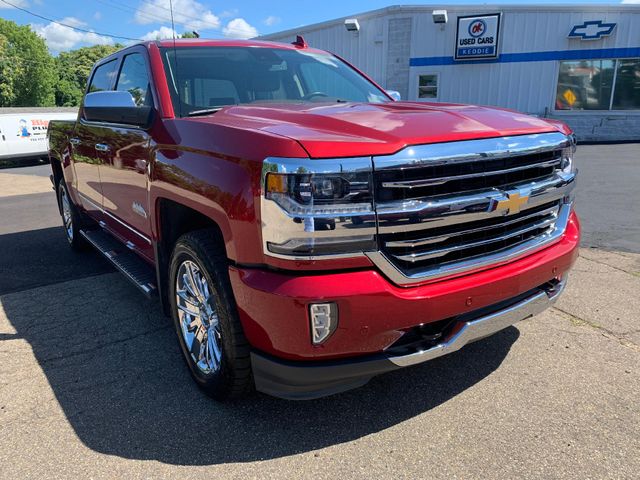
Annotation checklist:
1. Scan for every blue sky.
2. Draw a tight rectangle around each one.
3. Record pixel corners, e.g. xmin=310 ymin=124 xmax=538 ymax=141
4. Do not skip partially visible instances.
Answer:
xmin=0 ymin=0 xmax=636 ymax=54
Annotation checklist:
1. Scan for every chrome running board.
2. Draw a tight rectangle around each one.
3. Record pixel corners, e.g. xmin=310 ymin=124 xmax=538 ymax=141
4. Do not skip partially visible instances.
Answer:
xmin=80 ymin=229 xmax=157 ymax=298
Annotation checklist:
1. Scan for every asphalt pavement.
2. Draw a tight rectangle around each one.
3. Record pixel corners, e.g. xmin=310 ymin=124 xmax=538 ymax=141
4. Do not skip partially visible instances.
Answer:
xmin=0 ymin=144 xmax=638 ymax=479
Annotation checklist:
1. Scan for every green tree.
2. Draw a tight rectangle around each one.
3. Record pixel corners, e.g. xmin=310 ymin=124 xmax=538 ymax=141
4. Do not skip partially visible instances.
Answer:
xmin=180 ymin=31 xmax=199 ymax=38
xmin=54 ymin=44 xmax=123 ymax=106
xmin=0 ymin=18 xmax=56 ymax=107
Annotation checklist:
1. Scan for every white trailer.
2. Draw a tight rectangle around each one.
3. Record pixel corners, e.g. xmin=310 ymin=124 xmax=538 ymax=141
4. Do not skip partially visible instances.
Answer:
xmin=0 ymin=110 xmax=78 ymax=164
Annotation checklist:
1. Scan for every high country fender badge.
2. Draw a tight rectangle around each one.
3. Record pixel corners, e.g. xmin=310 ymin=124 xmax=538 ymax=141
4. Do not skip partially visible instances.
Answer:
xmin=132 ymin=201 xmax=148 ymax=219
xmin=568 ymin=20 xmax=616 ymax=40
xmin=492 ymin=190 xmax=530 ymax=215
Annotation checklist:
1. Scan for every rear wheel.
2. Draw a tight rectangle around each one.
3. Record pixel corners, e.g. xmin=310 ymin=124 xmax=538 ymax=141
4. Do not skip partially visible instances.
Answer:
xmin=57 ymin=180 xmax=85 ymax=251
xmin=169 ymin=229 xmax=253 ymax=400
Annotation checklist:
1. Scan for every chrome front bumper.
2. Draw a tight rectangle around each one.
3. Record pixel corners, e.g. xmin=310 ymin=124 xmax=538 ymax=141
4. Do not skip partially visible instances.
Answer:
xmin=388 ymin=277 xmax=566 ymax=367
xmin=251 ymin=278 xmax=566 ymax=400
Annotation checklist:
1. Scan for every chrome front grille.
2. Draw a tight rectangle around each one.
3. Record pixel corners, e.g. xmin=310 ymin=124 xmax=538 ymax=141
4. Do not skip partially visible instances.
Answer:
xmin=368 ymin=133 xmax=576 ymax=285
xmin=376 ymin=149 xmax=562 ymax=201
xmin=381 ymin=200 xmax=561 ymax=275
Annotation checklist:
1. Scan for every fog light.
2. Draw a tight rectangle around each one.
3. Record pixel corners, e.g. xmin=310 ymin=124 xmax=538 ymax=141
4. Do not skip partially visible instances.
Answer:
xmin=309 ymin=303 xmax=338 ymax=345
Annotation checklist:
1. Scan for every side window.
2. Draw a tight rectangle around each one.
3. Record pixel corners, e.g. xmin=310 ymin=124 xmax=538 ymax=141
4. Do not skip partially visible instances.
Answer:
xmin=88 ymin=59 xmax=118 ymax=93
xmin=116 ymin=53 xmax=151 ymax=107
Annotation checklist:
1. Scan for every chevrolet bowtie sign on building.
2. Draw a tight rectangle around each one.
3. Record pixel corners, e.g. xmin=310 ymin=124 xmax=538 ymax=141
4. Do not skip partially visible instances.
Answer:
xmin=568 ymin=20 xmax=617 ymax=40
xmin=455 ymin=13 xmax=501 ymax=60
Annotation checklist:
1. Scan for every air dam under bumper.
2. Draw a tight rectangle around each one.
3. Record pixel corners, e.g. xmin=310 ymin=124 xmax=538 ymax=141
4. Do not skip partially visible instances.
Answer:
xmin=251 ymin=279 xmax=566 ymax=400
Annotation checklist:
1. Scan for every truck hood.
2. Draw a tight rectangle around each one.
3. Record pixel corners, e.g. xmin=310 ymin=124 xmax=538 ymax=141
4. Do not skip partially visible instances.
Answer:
xmin=203 ymin=102 xmax=565 ymax=158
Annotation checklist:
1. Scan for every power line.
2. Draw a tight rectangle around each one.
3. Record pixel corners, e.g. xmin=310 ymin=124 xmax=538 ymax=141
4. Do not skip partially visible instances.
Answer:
xmin=1 ymin=0 xmax=260 ymax=44
xmin=95 ymin=0 xmax=261 ymax=38
xmin=99 ymin=0 xmax=221 ymax=32
xmin=93 ymin=0 xmax=183 ymax=28
xmin=138 ymin=0 xmax=260 ymax=34
xmin=0 ymin=0 xmax=142 ymax=41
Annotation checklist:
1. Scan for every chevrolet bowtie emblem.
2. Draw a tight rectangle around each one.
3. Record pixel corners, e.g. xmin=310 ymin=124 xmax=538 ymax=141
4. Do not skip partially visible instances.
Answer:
xmin=495 ymin=191 xmax=529 ymax=215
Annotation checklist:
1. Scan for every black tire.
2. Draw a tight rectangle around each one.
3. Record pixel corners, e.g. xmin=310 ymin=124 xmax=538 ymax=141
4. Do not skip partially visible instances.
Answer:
xmin=57 ymin=180 xmax=86 ymax=251
xmin=168 ymin=229 xmax=253 ymax=400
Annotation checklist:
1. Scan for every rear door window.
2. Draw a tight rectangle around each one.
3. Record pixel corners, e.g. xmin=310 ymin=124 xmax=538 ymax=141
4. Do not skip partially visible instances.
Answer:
xmin=88 ymin=59 xmax=118 ymax=93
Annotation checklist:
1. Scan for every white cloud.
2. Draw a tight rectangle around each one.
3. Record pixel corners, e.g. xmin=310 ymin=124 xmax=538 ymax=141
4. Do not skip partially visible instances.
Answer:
xmin=93 ymin=11 xmax=102 ymax=21
xmin=0 ymin=0 xmax=28 ymax=8
xmin=31 ymin=17 xmax=113 ymax=52
xmin=223 ymin=18 xmax=258 ymax=39
xmin=134 ymin=0 xmax=220 ymax=31
xmin=219 ymin=8 xmax=239 ymax=19
xmin=263 ymin=15 xmax=281 ymax=27
xmin=141 ymin=26 xmax=178 ymax=41
xmin=621 ymin=0 xmax=640 ymax=3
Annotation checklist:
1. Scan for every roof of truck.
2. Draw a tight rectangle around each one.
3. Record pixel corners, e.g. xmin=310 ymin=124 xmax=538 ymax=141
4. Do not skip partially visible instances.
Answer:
xmin=152 ymin=38 xmax=324 ymax=53
xmin=156 ymin=38 xmax=280 ymax=47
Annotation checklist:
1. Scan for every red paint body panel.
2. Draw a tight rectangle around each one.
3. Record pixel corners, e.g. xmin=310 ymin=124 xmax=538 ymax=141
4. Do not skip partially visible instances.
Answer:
xmin=147 ymin=43 xmax=174 ymax=118
xmin=230 ymin=212 xmax=580 ymax=361
xmin=99 ymin=125 xmax=155 ymax=260
xmin=203 ymin=102 xmax=560 ymax=159
xmin=147 ymin=117 xmax=307 ymax=264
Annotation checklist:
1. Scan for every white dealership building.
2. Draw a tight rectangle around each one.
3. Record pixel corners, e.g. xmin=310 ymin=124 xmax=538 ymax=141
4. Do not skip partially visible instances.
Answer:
xmin=262 ymin=4 xmax=640 ymax=141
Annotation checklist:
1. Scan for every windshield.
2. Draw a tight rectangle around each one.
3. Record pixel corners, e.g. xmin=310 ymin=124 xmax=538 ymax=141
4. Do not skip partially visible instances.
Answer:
xmin=160 ymin=46 xmax=390 ymax=116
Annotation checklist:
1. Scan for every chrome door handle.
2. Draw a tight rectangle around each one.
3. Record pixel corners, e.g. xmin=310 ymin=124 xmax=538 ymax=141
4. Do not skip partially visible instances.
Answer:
xmin=95 ymin=143 xmax=110 ymax=152
xmin=69 ymin=137 xmax=81 ymax=145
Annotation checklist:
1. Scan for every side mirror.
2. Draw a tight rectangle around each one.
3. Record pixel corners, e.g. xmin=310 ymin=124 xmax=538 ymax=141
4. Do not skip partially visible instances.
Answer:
xmin=386 ymin=90 xmax=401 ymax=101
xmin=83 ymin=91 xmax=153 ymax=128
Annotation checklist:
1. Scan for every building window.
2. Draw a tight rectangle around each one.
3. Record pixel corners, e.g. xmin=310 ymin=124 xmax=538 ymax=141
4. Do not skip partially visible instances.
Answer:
xmin=612 ymin=59 xmax=640 ymax=110
xmin=418 ymin=74 xmax=438 ymax=99
xmin=555 ymin=58 xmax=640 ymax=111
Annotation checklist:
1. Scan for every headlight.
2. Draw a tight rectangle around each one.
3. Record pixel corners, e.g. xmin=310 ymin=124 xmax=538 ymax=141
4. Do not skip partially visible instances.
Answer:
xmin=265 ymin=171 xmax=372 ymax=216
xmin=261 ymin=157 xmax=376 ymax=258
xmin=560 ymin=134 xmax=577 ymax=174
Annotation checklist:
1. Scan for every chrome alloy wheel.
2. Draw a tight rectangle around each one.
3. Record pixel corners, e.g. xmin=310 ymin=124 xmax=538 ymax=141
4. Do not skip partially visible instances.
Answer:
xmin=60 ymin=186 xmax=74 ymax=242
xmin=175 ymin=260 xmax=223 ymax=374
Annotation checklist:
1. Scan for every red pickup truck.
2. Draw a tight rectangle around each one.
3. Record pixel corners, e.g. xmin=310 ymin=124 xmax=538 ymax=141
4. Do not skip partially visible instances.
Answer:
xmin=47 ymin=38 xmax=579 ymax=400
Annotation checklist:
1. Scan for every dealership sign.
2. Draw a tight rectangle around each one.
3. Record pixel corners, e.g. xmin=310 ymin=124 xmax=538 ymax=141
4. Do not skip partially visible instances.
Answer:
xmin=455 ymin=13 xmax=501 ymax=60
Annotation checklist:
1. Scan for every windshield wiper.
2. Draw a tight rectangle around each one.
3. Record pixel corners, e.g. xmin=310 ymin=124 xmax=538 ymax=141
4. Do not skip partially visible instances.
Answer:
xmin=186 ymin=107 xmax=225 ymax=117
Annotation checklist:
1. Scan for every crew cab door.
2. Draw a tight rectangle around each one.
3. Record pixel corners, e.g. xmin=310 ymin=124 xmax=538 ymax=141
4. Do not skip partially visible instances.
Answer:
xmin=71 ymin=58 xmax=119 ymax=218
xmin=98 ymin=51 xmax=154 ymax=261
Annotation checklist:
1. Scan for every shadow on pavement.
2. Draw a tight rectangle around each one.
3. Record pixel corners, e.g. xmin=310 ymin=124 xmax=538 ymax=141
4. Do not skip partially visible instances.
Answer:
xmin=0 ymin=226 xmax=114 ymax=295
xmin=1 ymin=226 xmax=519 ymax=465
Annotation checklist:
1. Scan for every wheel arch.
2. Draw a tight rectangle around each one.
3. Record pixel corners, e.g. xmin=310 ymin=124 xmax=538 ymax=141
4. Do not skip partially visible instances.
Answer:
xmin=50 ymin=156 xmax=64 ymax=214
xmin=153 ymin=197 xmax=229 ymax=315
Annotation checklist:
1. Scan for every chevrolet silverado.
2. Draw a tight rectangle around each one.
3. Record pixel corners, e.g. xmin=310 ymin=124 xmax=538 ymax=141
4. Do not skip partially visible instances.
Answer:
xmin=47 ymin=38 xmax=580 ymax=400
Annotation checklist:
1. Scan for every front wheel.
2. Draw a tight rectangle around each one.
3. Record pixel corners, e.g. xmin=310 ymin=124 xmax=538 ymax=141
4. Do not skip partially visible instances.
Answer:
xmin=57 ymin=180 xmax=85 ymax=251
xmin=169 ymin=229 xmax=253 ymax=400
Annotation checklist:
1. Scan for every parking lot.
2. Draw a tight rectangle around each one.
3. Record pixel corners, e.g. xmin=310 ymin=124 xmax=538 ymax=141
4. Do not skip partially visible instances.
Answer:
xmin=0 ymin=144 xmax=638 ymax=479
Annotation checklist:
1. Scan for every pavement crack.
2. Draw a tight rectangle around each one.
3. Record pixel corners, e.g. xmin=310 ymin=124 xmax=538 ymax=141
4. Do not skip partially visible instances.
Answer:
xmin=552 ymin=306 xmax=640 ymax=352
xmin=579 ymin=253 xmax=640 ymax=277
